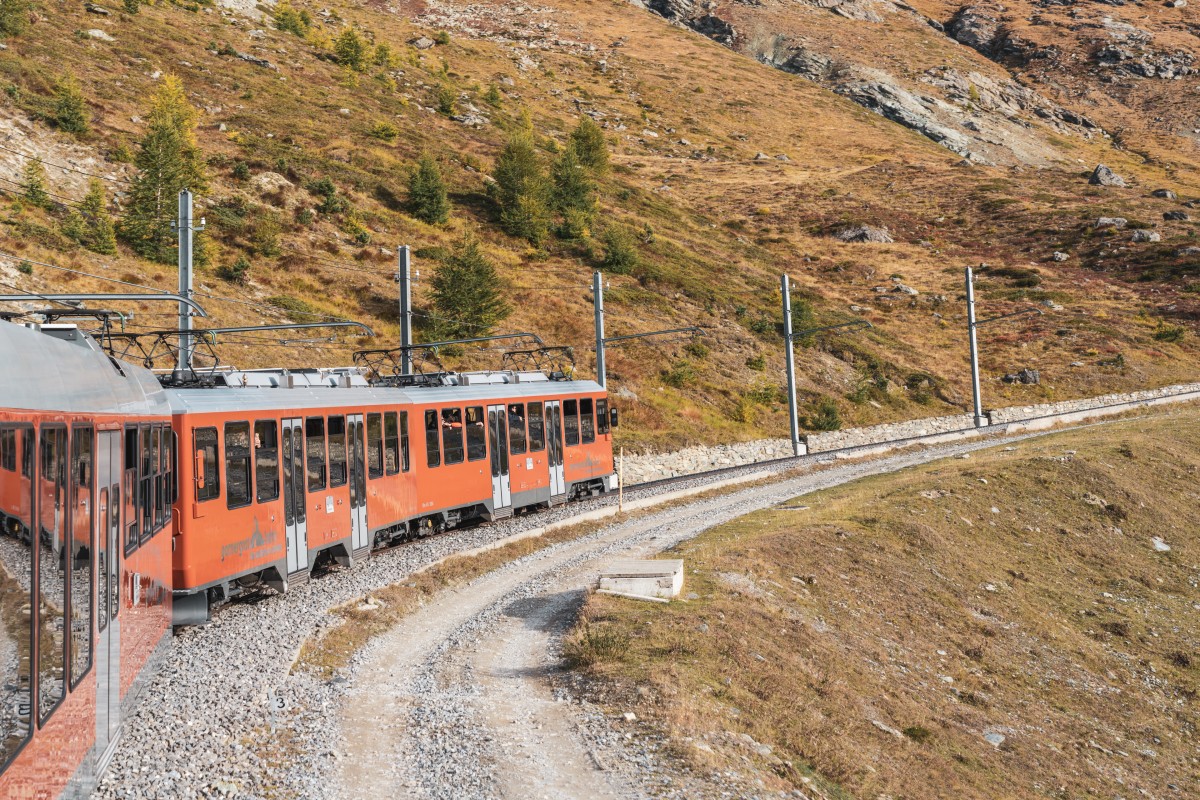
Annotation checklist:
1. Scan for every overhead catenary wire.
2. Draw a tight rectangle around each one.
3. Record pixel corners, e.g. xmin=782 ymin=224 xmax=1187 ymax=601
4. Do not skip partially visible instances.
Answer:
xmin=0 ymin=141 xmax=135 ymax=185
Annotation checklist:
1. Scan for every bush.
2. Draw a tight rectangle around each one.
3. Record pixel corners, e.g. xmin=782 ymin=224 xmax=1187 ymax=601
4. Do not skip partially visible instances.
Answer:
xmin=232 ymin=161 xmax=250 ymax=180
xmin=805 ymin=396 xmax=842 ymax=431
xmin=661 ymin=360 xmax=696 ymax=388
xmin=1153 ymin=322 xmax=1186 ymax=343
xmin=273 ymin=2 xmax=311 ymax=35
xmin=599 ymin=226 xmax=638 ymax=274
xmin=369 ymin=120 xmax=400 ymax=142
xmin=251 ymin=211 xmax=282 ymax=257
xmin=435 ymin=85 xmax=456 ymax=116
xmin=307 ymin=177 xmax=348 ymax=214
xmin=217 ymin=256 xmax=251 ymax=284
xmin=433 ymin=30 xmax=450 ymax=45
xmin=267 ymin=295 xmax=316 ymax=320
xmin=17 ymin=261 xmax=32 ymax=275
xmin=561 ymin=624 xmax=628 ymax=669
xmin=0 ymin=0 xmax=31 ymax=37
xmin=684 ymin=339 xmax=709 ymax=360
xmin=483 ymin=84 xmax=502 ymax=107
xmin=745 ymin=353 xmax=766 ymax=371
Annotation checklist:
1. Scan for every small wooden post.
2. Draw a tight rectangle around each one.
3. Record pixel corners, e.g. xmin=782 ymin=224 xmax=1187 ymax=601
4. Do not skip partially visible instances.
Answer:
xmin=618 ymin=446 xmax=624 ymax=514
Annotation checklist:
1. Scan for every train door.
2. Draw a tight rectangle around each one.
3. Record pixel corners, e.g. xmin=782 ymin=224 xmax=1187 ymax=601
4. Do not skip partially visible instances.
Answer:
xmin=545 ymin=401 xmax=566 ymax=501
xmin=347 ymin=414 xmax=368 ymax=555
xmin=281 ymin=418 xmax=309 ymax=576
xmin=487 ymin=405 xmax=511 ymax=514
xmin=94 ymin=430 xmax=121 ymax=769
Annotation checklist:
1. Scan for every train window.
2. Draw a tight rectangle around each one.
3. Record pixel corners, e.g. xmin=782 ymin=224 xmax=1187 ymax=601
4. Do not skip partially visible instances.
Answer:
xmin=508 ymin=404 xmax=527 ymax=456
xmin=97 ymin=486 xmax=109 ymax=633
xmin=39 ymin=426 xmax=67 ymax=724
xmin=580 ymin=399 xmax=595 ymax=444
xmin=564 ymin=400 xmax=580 ymax=447
xmin=140 ymin=426 xmax=153 ymax=542
xmin=441 ymin=408 xmax=465 ymax=465
xmin=367 ymin=413 xmax=384 ymax=479
xmin=384 ymin=412 xmax=399 ymax=475
xmin=597 ymin=399 xmax=609 ymax=435
xmin=400 ymin=412 xmax=411 ymax=472
xmin=527 ymin=402 xmax=545 ymax=452
xmin=0 ymin=427 xmax=14 ymax=471
xmin=465 ymin=407 xmax=487 ymax=462
xmin=225 ymin=423 xmax=252 ymax=509
xmin=70 ymin=427 xmax=93 ymax=690
xmin=424 ymin=410 xmax=440 ymax=468
xmin=20 ymin=427 xmax=32 ymax=478
xmin=328 ymin=416 xmax=347 ymax=488
xmin=195 ymin=427 xmax=220 ymax=502
xmin=152 ymin=426 xmax=163 ymax=532
xmin=255 ymin=421 xmax=280 ymax=503
xmin=166 ymin=430 xmax=177 ymax=508
xmin=1 ymin=428 xmax=33 ymax=766
xmin=124 ymin=426 xmax=139 ymax=553
xmin=305 ymin=417 xmax=327 ymax=492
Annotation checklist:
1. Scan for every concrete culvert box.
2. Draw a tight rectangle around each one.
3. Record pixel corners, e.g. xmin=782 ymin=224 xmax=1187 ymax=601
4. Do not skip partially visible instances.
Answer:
xmin=597 ymin=559 xmax=684 ymax=601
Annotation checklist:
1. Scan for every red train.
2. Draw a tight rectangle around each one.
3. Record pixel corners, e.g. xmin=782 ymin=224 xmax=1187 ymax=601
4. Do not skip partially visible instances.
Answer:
xmin=1 ymin=320 xmax=618 ymax=796
xmin=166 ymin=369 xmax=617 ymax=622
xmin=0 ymin=322 xmax=173 ymax=800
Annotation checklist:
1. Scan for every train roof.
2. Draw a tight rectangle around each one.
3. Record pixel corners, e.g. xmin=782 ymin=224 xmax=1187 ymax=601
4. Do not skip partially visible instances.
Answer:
xmin=0 ymin=323 xmax=170 ymax=415
xmin=164 ymin=374 xmax=606 ymax=415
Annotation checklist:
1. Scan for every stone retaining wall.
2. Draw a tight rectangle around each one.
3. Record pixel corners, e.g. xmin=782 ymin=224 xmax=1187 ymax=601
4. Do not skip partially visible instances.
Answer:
xmin=618 ymin=383 xmax=1200 ymax=484
xmin=986 ymin=383 xmax=1200 ymax=424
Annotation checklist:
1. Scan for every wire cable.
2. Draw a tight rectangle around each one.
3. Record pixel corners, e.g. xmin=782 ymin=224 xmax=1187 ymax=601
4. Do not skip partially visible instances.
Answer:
xmin=0 ymin=142 xmax=134 ymax=185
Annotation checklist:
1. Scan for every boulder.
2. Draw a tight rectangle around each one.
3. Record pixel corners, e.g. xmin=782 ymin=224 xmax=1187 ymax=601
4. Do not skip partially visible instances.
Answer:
xmin=1052 ymin=251 xmax=1069 ymax=262
xmin=411 ymin=36 xmax=435 ymax=50
xmin=1094 ymin=217 xmax=1128 ymax=229
xmin=249 ymin=172 xmax=295 ymax=194
xmin=1151 ymin=189 xmax=1178 ymax=200
xmin=1003 ymin=368 xmax=1040 ymax=385
xmin=1131 ymin=229 xmax=1161 ymax=243
xmin=1089 ymin=164 xmax=1127 ymax=187
xmin=1164 ymin=211 xmax=1190 ymax=221
xmin=85 ymin=28 xmax=115 ymax=41
xmin=946 ymin=5 xmax=1002 ymax=56
xmin=1176 ymin=246 xmax=1200 ymax=257
xmin=833 ymin=224 xmax=894 ymax=243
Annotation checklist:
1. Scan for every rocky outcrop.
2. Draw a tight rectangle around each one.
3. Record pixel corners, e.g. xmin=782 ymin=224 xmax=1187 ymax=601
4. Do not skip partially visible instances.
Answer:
xmin=1090 ymin=164 xmax=1127 ymax=187
xmin=834 ymin=224 xmax=895 ymax=243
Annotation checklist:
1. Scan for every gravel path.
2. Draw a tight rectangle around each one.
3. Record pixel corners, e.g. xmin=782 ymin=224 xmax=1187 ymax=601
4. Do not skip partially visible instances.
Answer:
xmin=92 ymin=426 xmax=1063 ymax=800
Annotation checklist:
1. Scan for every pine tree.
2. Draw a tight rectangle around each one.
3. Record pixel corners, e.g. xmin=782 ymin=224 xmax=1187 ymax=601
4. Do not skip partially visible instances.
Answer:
xmin=429 ymin=237 xmax=512 ymax=340
xmin=568 ymin=116 xmax=609 ymax=174
xmin=79 ymin=179 xmax=117 ymax=254
xmin=21 ymin=157 xmax=49 ymax=208
xmin=551 ymin=144 xmax=596 ymax=239
xmin=600 ymin=226 xmax=638 ymax=275
xmin=491 ymin=131 xmax=549 ymax=244
xmin=120 ymin=75 xmax=208 ymax=263
xmin=53 ymin=76 xmax=89 ymax=135
xmin=334 ymin=28 xmax=368 ymax=72
xmin=408 ymin=154 xmax=450 ymax=225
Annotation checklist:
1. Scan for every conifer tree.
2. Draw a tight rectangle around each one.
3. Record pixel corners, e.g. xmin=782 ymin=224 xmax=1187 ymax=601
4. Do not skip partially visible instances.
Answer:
xmin=65 ymin=180 xmax=117 ymax=254
xmin=21 ymin=157 xmax=49 ymax=208
xmin=551 ymin=144 xmax=596 ymax=239
xmin=53 ymin=76 xmax=89 ymax=135
xmin=429 ymin=237 xmax=511 ymax=340
xmin=120 ymin=75 xmax=208 ymax=263
xmin=568 ymin=116 xmax=609 ymax=174
xmin=334 ymin=28 xmax=368 ymax=72
xmin=408 ymin=154 xmax=450 ymax=225
xmin=491 ymin=131 xmax=549 ymax=244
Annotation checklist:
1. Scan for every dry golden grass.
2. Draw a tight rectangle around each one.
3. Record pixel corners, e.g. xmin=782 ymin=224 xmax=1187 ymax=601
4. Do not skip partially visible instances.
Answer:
xmin=567 ymin=408 xmax=1200 ymax=799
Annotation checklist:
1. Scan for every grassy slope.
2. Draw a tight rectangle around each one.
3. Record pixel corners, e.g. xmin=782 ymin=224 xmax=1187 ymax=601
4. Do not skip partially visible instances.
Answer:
xmin=0 ymin=0 xmax=1197 ymax=450
xmin=566 ymin=409 xmax=1200 ymax=799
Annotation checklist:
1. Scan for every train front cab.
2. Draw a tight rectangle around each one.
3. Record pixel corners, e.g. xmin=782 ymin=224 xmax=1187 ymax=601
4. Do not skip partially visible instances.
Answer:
xmin=0 ymin=416 xmax=173 ymax=799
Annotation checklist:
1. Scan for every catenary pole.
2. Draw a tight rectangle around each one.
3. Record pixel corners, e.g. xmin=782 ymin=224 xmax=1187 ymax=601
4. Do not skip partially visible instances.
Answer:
xmin=781 ymin=274 xmax=801 ymax=457
xmin=399 ymin=245 xmax=414 ymax=375
xmin=966 ymin=265 xmax=985 ymax=427
xmin=593 ymin=271 xmax=606 ymax=388
xmin=175 ymin=189 xmax=202 ymax=380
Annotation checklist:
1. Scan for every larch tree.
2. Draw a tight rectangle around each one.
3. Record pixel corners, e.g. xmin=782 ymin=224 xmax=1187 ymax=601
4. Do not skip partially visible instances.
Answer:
xmin=490 ymin=131 xmax=549 ymax=245
xmin=408 ymin=154 xmax=450 ymax=225
xmin=568 ymin=116 xmax=609 ymax=174
xmin=551 ymin=143 xmax=596 ymax=239
xmin=428 ymin=237 xmax=511 ymax=340
xmin=119 ymin=74 xmax=208 ymax=263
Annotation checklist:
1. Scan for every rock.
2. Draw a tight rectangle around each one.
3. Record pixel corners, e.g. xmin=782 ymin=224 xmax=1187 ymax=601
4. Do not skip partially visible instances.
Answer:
xmin=1089 ymin=164 xmax=1127 ymax=187
xmin=1151 ymin=189 xmax=1178 ymax=200
xmin=85 ymin=2 xmax=110 ymax=13
xmin=1003 ymin=368 xmax=1040 ymax=385
xmin=1095 ymin=217 xmax=1128 ymax=229
xmin=451 ymin=113 xmax=489 ymax=127
xmin=1165 ymin=0 xmax=1185 ymax=7
xmin=249 ymin=172 xmax=294 ymax=194
xmin=1152 ymin=537 xmax=1171 ymax=552
xmin=616 ymin=386 xmax=638 ymax=402
xmin=1131 ymin=229 xmax=1161 ymax=243
xmin=622 ymin=712 xmax=637 ymax=722
xmin=1177 ymin=246 xmax=1200 ymax=257
xmin=947 ymin=5 xmax=1002 ymax=56
xmin=1070 ymin=361 xmax=1084 ymax=367
xmin=834 ymin=224 xmax=894 ymax=243
xmin=775 ymin=154 xmax=789 ymax=161
xmin=1164 ymin=211 xmax=1190 ymax=221
xmin=893 ymin=283 xmax=919 ymax=296
xmin=753 ymin=152 xmax=771 ymax=160
xmin=235 ymin=51 xmax=276 ymax=70
xmin=1053 ymin=251 xmax=1069 ymax=262
xmin=411 ymin=36 xmax=435 ymax=50
xmin=984 ymin=732 xmax=1006 ymax=747
xmin=339 ymin=108 xmax=351 ymax=115
xmin=85 ymin=28 xmax=115 ymax=41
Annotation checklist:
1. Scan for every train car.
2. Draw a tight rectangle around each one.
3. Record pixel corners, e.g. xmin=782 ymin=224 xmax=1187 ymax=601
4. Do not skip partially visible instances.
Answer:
xmin=0 ymin=322 xmax=174 ymax=800
xmin=167 ymin=369 xmax=616 ymax=623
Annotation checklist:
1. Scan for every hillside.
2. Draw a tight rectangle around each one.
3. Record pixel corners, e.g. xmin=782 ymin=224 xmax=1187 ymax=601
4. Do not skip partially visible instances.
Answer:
xmin=0 ymin=0 xmax=1198 ymax=449
xmin=564 ymin=409 xmax=1200 ymax=798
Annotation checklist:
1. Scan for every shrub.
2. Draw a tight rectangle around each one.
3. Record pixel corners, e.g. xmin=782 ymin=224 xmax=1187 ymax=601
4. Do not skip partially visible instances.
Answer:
xmin=1153 ymin=322 xmax=1186 ymax=343
xmin=600 ymin=226 xmax=638 ymax=274
xmin=745 ymin=353 xmax=766 ymax=371
xmin=433 ymin=30 xmax=450 ymax=45
xmin=53 ymin=76 xmax=89 ymax=135
xmin=123 ymin=0 xmax=140 ymax=13
xmin=267 ymin=294 xmax=316 ymax=320
xmin=483 ymin=84 xmax=502 ymax=107
xmin=805 ymin=396 xmax=842 ymax=431
xmin=684 ymin=339 xmax=709 ymax=360
xmin=251 ymin=211 xmax=282 ymax=257
xmin=273 ymin=1 xmax=311 ymax=35
xmin=307 ymin=177 xmax=348 ymax=215
xmin=562 ymin=624 xmax=628 ymax=669
xmin=231 ymin=161 xmax=250 ymax=180
xmin=0 ymin=0 xmax=31 ymax=37
xmin=17 ymin=261 xmax=32 ymax=275
xmin=568 ymin=116 xmax=609 ymax=174
xmin=661 ymin=360 xmax=696 ymax=388
xmin=407 ymin=154 xmax=450 ymax=225
xmin=369 ymin=120 xmax=400 ymax=142
xmin=217 ymin=256 xmax=251 ymax=284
